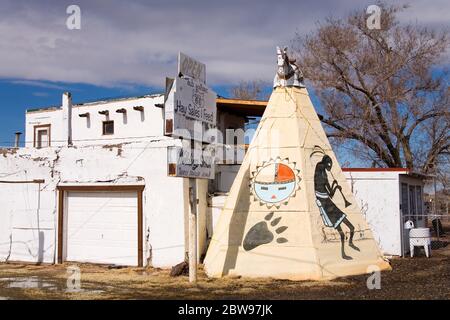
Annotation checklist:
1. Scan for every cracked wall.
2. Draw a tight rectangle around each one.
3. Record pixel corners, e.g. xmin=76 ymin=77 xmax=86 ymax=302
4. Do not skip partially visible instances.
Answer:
xmin=0 ymin=140 xmax=208 ymax=267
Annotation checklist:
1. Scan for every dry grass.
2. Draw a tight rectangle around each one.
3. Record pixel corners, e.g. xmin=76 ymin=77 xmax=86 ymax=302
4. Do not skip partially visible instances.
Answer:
xmin=1 ymin=245 xmax=449 ymax=300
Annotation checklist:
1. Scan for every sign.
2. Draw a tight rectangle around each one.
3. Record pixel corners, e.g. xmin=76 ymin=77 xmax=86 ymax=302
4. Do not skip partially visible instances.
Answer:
xmin=164 ymin=76 xmax=217 ymax=143
xmin=178 ymin=52 xmax=206 ymax=83
xmin=167 ymin=142 xmax=215 ymax=179
xmin=165 ymin=53 xmax=217 ymax=180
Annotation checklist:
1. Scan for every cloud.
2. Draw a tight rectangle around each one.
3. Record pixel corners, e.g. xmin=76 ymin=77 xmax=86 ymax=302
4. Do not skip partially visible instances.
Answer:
xmin=10 ymin=80 xmax=67 ymax=90
xmin=0 ymin=0 xmax=448 ymax=88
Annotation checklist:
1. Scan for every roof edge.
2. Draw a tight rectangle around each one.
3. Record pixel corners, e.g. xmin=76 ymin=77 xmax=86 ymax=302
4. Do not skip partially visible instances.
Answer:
xmin=26 ymin=93 xmax=164 ymax=113
xmin=342 ymin=168 xmax=409 ymax=172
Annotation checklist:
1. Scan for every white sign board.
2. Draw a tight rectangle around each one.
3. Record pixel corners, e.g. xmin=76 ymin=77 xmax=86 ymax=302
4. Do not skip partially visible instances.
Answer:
xmin=164 ymin=76 xmax=217 ymax=143
xmin=167 ymin=142 xmax=215 ymax=179
xmin=165 ymin=53 xmax=216 ymax=179
xmin=178 ymin=52 xmax=206 ymax=83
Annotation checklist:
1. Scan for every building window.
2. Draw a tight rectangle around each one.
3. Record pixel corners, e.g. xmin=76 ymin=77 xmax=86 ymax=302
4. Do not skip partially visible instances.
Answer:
xmin=33 ymin=124 xmax=51 ymax=148
xmin=102 ymin=121 xmax=114 ymax=135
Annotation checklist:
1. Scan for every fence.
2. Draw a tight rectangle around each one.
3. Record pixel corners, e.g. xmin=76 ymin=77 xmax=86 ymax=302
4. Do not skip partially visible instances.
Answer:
xmin=402 ymin=213 xmax=449 ymax=255
xmin=428 ymin=214 xmax=450 ymax=250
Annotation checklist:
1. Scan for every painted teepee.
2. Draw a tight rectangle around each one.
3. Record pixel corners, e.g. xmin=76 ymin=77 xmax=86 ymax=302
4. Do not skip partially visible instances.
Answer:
xmin=204 ymin=47 xmax=390 ymax=280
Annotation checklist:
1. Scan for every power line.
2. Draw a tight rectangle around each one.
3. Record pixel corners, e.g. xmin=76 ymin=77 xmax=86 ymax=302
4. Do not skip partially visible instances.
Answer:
xmin=0 ymin=134 xmax=165 ymax=144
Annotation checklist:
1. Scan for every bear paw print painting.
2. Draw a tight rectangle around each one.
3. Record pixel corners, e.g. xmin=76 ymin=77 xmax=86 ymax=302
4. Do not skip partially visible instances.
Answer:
xmin=250 ymin=158 xmax=301 ymax=208
xmin=243 ymin=212 xmax=288 ymax=251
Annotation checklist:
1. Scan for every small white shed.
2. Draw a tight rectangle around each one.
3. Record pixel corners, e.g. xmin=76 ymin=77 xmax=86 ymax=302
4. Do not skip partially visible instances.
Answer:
xmin=343 ymin=168 xmax=427 ymax=256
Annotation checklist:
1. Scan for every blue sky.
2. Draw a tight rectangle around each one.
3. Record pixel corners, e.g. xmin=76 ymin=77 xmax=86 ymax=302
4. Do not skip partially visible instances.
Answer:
xmin=0 ymin=0 xmax=448 ymax=165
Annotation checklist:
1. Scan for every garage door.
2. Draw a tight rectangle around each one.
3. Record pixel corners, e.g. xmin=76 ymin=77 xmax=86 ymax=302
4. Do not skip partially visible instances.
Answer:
xmin=66 ymin=191 xmax=138 ymax=266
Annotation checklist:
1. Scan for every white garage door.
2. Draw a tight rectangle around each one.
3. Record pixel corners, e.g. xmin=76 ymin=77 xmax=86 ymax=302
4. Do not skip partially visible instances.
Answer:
xmin=66 ymin=191 xmax=138 ymax=266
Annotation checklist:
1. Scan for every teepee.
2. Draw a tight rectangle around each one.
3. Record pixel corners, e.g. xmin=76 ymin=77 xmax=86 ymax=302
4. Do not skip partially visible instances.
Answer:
xmin=204 ymin=47 xmax=390 ymax=280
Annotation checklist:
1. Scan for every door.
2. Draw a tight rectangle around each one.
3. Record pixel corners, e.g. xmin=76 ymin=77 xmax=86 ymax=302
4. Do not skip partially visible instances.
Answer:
xmin=65 ymin=191 xmax=139 ymax=266
xmin=401 ymin=183 xmax=410 ymax=255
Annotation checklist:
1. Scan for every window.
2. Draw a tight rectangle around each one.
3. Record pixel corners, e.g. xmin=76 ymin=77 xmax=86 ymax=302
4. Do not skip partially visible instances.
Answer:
xmin=33 ymin=124 xmax=51 ymax=148
xmin=102 ymin=121 xmax=114 ymax=135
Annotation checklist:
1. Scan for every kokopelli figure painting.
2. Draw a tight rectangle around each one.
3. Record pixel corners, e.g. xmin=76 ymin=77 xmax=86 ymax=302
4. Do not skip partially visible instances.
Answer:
xmin=274 ymin=46 xmax=305 ymax=88
xmin=313 ymin=155 xmax=360 ymax=260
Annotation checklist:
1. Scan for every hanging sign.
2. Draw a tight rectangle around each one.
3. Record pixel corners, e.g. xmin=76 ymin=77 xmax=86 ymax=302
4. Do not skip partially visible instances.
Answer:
xmin=165 ymin=53 xmax=217 ymax=179
xmin=178 ymin=52 xmax=206 ymax=84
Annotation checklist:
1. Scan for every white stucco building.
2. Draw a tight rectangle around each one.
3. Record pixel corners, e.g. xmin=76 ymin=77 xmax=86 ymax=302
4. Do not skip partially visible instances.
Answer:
xmin=0 ymin=92 xmax=259 ymax=267
xmin=25 ymin=93 xmax=165 ymax=148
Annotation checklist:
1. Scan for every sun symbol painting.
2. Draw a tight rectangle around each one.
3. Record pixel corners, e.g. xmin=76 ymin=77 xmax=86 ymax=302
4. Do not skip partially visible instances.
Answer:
xmin=250 ymin=158 xmax=301 ymax=208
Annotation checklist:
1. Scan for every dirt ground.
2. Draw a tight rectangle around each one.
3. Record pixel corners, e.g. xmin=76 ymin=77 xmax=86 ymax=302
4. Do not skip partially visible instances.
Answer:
xmin=0 ymin=241 xmax=449 ymax=300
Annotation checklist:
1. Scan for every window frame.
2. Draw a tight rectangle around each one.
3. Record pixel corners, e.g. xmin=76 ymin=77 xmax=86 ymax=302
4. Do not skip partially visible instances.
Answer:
xmin=102 ymin=120 xmax=114 ymax=136
xmin=33 ymin=124 xmax=51 ymax=148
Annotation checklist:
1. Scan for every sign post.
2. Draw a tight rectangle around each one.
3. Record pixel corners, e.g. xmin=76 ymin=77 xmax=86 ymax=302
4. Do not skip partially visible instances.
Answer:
xmin=164 ymin=52 xmax=216 ymax=284
xmin=188 ymin=177 xmax=197 ymax=283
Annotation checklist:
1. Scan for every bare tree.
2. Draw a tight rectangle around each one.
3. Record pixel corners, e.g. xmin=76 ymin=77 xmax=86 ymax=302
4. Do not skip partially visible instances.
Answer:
xmin=292 ymin=3 xmax=449 ymax=176
xmin=229 ymin=80 xmax=269 ymax=100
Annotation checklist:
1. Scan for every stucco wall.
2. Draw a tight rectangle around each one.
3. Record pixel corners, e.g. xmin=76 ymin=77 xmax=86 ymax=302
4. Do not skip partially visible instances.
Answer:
xmin=70 ymin=95 xmax=164 ymax=146
xmin=25 ymin=109 xmax=64 ymax=148
xmin=25 ymin=95 xmax=164 ymax=148
xmin=0 ymin=148 xmax=59 ymax=263
xmin=0 ymin=140 xmax=208 ymax=268
xmin=344 ymin=171 xmax=402 ymax=256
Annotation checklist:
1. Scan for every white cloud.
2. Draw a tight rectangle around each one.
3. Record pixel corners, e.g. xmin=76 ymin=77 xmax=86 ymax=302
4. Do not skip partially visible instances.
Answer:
xmin=9 ymin=80 xmax=67 ymax=90
xmin=0 ymin=0 xmax=448 ymax=88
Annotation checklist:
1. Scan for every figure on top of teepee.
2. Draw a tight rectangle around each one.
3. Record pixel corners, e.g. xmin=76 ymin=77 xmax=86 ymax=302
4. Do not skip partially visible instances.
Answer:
xmin=204 ymin=46 xmax=391 ymax=280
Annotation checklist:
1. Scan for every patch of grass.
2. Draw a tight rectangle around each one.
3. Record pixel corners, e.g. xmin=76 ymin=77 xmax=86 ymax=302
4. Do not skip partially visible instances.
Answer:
xmin=0 ymin=247 xmax=449 ymax=300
